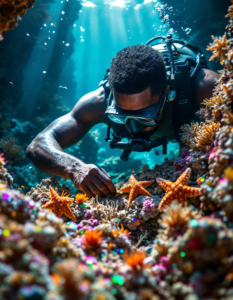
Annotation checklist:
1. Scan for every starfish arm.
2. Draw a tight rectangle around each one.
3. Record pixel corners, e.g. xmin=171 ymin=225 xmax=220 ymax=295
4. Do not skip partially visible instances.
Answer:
xmin=177 ymin=196 xmax=188 ymax=205
xmin=158 ymin=191 xmax=174 ymax=211
xmin=53 ymin=207 xmax=63 ymax=218
xmin=64 ymin=206 xmax=76 ymax=222
xmin=121 ymin=184 xmax=132 ymax=193
xmin=128 ymin=186 xmax=137 ymax=206
xmin=129 ymin=175 xmax=137 ymax=185
xmin=156 ymin=178 xmax=172 ymax=192
xmin=41 ymin=201 xmax=55 ymax=209
xmin=138 ymin=186 xmax=152 ymax=197
xmin=62 ymin=197 xmax=74 ymax=204
xmin=140 ymin=180 xmax=155 ymax=188
xmin=177 ymin=168 xmax=191 ymax=186
xmin=183 ymin=186 xmax=201 ymax=197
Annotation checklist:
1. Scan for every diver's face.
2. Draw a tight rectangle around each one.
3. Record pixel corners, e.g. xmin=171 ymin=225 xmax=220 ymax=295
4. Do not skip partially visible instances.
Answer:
xmin=113 ymin=87 xmax=167 ymax=132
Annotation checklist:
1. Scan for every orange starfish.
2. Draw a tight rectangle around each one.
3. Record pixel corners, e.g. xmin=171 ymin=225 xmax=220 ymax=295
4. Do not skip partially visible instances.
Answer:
xmin=41 ymin=186 xmax=76 ymax=221
xmin=157 ymin=168 xmax=201 ymax=211
xmin=121 ymin=175 xmax=154 ymax=205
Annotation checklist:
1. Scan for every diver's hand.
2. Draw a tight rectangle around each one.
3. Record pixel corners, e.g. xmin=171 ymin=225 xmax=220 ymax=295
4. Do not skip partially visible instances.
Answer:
xmin=72 ymin=164 xmax=116 ymax=198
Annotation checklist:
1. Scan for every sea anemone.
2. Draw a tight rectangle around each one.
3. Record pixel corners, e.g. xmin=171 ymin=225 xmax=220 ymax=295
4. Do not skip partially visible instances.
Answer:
xmin=158 ymin=201 xmax=201 ymax=240
xmin=181 ymin=121 xmax=220 ymax=150
xmin=123 ymin=249 xmax=149 ymax=272
xmin=75 ymin=193 xmax=89 ymax=204
xmin=83 ymin=230 xmax=103 ymax=250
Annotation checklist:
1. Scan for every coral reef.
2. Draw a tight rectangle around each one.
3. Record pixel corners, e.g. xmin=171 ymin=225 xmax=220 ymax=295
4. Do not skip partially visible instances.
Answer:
xmin=0 ymin=0 xmax=35 ymax=40
xmin=1 ymin=2 xmax=233 ymax=300
xmin=0 ymin=136 xmax=24 ymax=163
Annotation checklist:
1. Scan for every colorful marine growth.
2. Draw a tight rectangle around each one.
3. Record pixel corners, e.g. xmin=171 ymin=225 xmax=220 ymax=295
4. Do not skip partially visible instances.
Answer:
xmin=0 ymin=0 xmax=35 ymax=40
xmin=1 ymin=1 xmax=233 ymax=299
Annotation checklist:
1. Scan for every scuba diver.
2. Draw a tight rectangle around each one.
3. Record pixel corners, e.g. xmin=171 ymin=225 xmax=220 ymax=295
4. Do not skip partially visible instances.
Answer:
xmin=26 ymin=33 xmax=219 ymax=198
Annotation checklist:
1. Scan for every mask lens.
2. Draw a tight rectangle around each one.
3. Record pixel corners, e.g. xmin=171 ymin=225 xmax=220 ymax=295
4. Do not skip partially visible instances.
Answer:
xmin=108 ymin=115 xmax=126 ymax=124
xmin=134 ymin=117 xmax=156 ymax=125
xmin=108 ymin=115 xmax=156 ymax=126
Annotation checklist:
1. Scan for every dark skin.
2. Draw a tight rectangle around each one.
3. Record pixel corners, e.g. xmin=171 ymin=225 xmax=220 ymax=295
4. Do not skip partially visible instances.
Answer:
xmin=26 ymin=68 xmax=219 ymax=198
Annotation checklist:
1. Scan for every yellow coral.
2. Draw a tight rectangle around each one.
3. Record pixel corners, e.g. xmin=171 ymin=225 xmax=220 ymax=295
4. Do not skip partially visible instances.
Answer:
xmin=75 ymin=193 xmax=89 ymax=204
xmin=226 ymin=0 xmax=233 ymax=19
xmin=180 ymin=122 xmax=201 ymax=146
xmin=158 ymin=201 xmax=201 ymax=239
xmin=181 ymin=121 xmax=220 ymax=150
xmin=207 ymin=33 xmax=230 ymax=65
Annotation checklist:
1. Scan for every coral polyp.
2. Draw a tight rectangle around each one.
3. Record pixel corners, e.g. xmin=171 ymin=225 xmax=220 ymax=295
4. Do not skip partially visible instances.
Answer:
xmin=83 ymin=229 xmax=103 ymax=250
xmin=122 ymin=249 xmax=149 ymax=272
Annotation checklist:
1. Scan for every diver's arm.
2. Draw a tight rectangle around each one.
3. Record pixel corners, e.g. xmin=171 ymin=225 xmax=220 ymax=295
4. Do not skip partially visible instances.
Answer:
xmin=194 ymin=68 xmax=220 ymax=106
xmin=26 ymin=87 xmax=116 ymax=198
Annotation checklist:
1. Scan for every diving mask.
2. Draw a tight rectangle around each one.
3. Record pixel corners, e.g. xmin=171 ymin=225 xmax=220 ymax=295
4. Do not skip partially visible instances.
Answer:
xmin=105 ymin=86 xmax=168 ymax=132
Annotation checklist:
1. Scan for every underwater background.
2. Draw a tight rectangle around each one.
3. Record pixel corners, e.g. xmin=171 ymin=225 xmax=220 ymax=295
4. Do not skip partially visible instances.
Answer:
xmin=0 ymin=0 xmax=230 ymax=192
xmin=2 ymin=1 xmax=233 ymax=299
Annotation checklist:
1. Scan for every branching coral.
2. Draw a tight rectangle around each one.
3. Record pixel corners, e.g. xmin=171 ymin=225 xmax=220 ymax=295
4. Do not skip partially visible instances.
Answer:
xmin=207 ymin=32 xmax=230 ymax=65
xmin=181 ymin=121 xmax=220 ymax=150
xmin=92 ymin=199 xmax=128 ymax=224
xmin=0 ymin=136 xmax=24 ymax=162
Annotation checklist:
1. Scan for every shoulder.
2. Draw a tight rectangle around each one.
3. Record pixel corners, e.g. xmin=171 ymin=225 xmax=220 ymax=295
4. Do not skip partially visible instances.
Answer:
xmin=71 ymin=87 xmax=109 ymax=125
xmin=194 ymin=68 xmax=220 ymax=106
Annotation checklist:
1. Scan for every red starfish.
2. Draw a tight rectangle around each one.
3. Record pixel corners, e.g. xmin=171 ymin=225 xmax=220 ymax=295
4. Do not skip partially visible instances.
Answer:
xmin=121 ymin=175 xmax=154 ymax=206
xmin=157 ymin=168 xmax=201 ymax=211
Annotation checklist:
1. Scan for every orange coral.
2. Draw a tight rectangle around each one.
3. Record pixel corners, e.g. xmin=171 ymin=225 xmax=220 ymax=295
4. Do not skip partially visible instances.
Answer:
xmin=226 ymin=0 xmax=233 ymax=19
xmin=207 ymin=33 xmax=230 ymax=65
xmin=112 ymin=224 xmax=131 ymax=237
xmin=135 ymin=220 xmax=140 ymax=226
xmin=158 ymin=201 xmax=201 ymax=239
xmin=75 ymin=193 xmax=89 ymax=204
xmin=83 ymin=230 xmax=103 ymax=249
xmin=119 ymin=223 xmax=131 ymax=236
xmin=224 ymin=167 xmax=233 ymax=180
xmin=0 ymin=0 xmax=35 ymax=39
xmin=123 ymin=249 xmax=149 ymax=272
xmin=41 ymin=186 xmax=76 ymax=221
xmin=121 ymin=175 xmax=154 ymax=205
xmin=181 ymin=121 xmax=220 ymax=150
xmin=157 ymin=168 xmax=201 ymax=211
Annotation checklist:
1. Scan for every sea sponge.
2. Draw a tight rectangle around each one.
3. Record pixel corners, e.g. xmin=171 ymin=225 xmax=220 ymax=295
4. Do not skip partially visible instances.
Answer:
xmin=0 ymin=0 xmax=35 ymax=40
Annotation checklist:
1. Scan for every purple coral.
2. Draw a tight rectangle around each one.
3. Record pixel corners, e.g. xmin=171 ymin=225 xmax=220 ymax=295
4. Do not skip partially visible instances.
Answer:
xmin=143 ymin=198 xmax=153 ymax=211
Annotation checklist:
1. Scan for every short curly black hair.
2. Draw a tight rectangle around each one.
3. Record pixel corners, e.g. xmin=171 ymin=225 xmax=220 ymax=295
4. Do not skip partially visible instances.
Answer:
xmin=109 ymin=45 xmax=167 ymax=96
